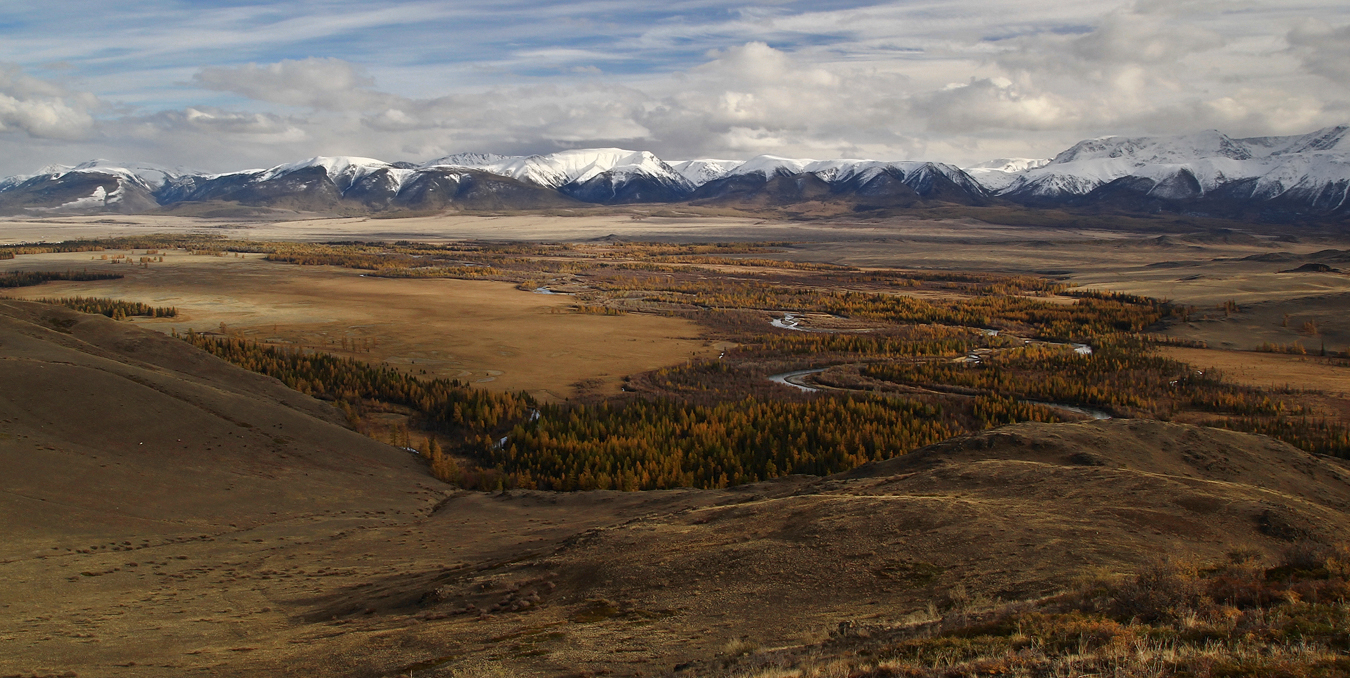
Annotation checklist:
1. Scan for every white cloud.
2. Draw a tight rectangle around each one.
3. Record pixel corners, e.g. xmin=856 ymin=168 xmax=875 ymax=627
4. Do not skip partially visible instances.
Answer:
xmin=135 ymin=107 xmax=306 ymax=139
xmin=194 ymin=58 xmax=386 ymax=110
xmin=1066 ymin=9 xmax=1225 ymax=67
xmin=0 ymin=64 xmax=98 ymax=140
xmin=2 ymin=1 xmax=1350 ymax=172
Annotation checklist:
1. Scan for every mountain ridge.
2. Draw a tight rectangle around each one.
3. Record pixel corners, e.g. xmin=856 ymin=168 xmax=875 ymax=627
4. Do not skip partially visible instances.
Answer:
xmin=3 ymin=125 xmax=1348 ymax=219
xmin=995 ymin=126 xmax=1350 ymax=219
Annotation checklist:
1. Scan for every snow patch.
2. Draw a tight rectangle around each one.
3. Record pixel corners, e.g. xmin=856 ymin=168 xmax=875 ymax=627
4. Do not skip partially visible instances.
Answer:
xmin=58 ymin=185 xmax=109 ymax=210
xmin=669 ymin=159 xmax=743 ymax=185
xmin=256 ymin=156 xmax=392 ymax=189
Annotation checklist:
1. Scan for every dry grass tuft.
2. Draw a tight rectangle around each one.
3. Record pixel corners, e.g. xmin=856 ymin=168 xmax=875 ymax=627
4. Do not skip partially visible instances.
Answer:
xmin=725 ymin=543 xmax=1350 ymax=678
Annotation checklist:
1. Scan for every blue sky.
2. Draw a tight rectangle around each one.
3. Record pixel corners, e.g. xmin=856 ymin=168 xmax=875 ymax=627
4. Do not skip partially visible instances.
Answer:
xmin=0 ymin=0 xmax=1347 ymax=173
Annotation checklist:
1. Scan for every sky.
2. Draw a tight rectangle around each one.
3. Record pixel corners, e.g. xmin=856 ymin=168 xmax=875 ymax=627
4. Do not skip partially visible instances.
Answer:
xmin=0 ymin=0 xmax=1348 ymax=174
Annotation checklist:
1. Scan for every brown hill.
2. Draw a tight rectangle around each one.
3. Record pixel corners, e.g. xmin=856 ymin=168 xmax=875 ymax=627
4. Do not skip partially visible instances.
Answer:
xmin=0 ymin=299 xmax=438 ymax=554
xmin=388 ymin=419 xmax=1350 ymax=676
xmin=3 ymin=303 xmax=1350 ymax=677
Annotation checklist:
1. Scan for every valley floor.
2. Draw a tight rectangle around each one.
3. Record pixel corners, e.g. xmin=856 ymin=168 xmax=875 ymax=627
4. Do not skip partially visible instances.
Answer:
xmin=3 ymin=214 xmax=1350 ymax=675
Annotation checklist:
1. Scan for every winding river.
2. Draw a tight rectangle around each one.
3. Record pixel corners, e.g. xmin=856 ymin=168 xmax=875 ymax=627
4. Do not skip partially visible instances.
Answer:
xmin=764 ymin=314 xmax=1109 ymax=417
xmin=767 ymin=367 xmax=827 ymax=392
xmin=764 ymin=366 xmax=1113 ymax=419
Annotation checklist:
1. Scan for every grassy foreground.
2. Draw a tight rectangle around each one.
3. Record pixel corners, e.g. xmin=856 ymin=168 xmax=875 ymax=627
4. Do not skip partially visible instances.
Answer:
xmin=724 ymin=545 xmax=1350 ymax=678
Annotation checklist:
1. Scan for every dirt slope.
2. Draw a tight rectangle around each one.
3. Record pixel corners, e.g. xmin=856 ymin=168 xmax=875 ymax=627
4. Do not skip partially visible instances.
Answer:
xmin=4 ymin=305 xmax=1350 ymax=677
xmin=0 ymin=300 xmax=438 ymax=555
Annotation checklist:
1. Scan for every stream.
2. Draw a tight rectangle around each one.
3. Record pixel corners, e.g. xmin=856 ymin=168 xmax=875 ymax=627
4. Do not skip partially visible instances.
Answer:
xmin=764 ymin=367 xmax=1113 ymax=419
xmin=764 ymin=315 xmax=1107 ymax=416
xmin=770 ymin=315 xmax=1093 ymax=356
xmin=1025 ymin=401 xmax=1112 ymax=420
xmin=767 ymin=367 xmax=826 ymax=392
xmin=770 ymin=313 xmax=809 ymax=331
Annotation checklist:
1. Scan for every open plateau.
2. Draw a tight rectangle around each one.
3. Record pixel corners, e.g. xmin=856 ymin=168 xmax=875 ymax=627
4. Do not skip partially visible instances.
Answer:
xmin=4 ymin=142 xmax=1350 ymax=678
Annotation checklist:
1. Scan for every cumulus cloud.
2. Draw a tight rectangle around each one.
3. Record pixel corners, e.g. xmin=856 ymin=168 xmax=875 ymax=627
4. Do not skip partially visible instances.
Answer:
xmin=637 ymin=42 xmax=915 ymax=158
xmin=0 ymin=64 xmax=98 ymax=140
xmin=2 ymin=0 xmax=1350 ymax=172
xmin=194 ymin=57 xmax=387 ymax=110
xmin=911 ymin=78 xmax=1079 ymax=133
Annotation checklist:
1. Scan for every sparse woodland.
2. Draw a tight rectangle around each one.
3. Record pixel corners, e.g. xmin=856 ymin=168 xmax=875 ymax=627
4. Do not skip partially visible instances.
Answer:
xmin=17 ymin=235 xmax=1350 ymax=488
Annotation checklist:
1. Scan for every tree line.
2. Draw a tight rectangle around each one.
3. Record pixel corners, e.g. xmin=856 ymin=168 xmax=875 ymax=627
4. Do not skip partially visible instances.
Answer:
xmin=0 ymin=270 xmax=123 ymax=288
xmin=35 ymin=296 xmax=177 ymax=319
xmin=177 ymin=332 xmax=535 ymax=438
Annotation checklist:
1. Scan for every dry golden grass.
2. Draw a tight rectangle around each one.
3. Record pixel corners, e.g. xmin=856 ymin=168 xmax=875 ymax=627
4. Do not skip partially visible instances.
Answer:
xmin=8 ymin=298 xmax=1350 ymax=676
xmin=1159 ymin=346 xmax=1350 ymax=423
xmin=0 ymin=249 xmax=714 ymax=399
xmin=1160 ymin=347 xmax=1350 ymax=395
xmin=4 ymin=214 xmax=1350 ymax=676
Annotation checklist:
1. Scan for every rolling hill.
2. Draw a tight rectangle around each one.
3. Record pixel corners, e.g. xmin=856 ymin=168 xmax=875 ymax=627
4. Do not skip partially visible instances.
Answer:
xmin=4 ymin=300 xmax=1349 ymax=676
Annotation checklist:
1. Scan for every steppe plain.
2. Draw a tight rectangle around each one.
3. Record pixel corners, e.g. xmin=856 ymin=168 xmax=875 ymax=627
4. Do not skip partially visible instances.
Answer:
xmin=3 ymin=210 xmax=1350 ymax=677
xmin=3 ymin=211 xmax=1349 ymax=385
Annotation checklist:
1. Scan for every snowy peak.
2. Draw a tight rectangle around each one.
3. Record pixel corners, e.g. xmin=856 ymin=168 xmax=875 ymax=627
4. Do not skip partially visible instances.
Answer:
xmin=1261 ymin=126 xmax=1350 ymax=156
xmin=417 ymin=149 xmax=985 ymax=200
xmin=423 ymin=148 xmax=666 ymax=188
xmin=15 ymin=159 xmax=186 ymax=190
xmin=511 ymin=148 xmax=686 ymax=189
xmin=975 ymin=124 xmax=1350 ymax=215
xmin=686 ymin=156 xmax=988 ymax=205
xmin=964 ymin=159 xmax=1053 ymax=192
xmin=259 ymin=155 xmax=390 ymax=177
xmin=669 ymin=159 xmax=743 ymax=185
xmin=420 ymin=148 xmax=696 ymax=202
xmin=722 ymin=156 xmax=972 ymax=186
xmin=965 ymin=158 xmax=1051 ymax=173
xmin=72 ymin=160 xmax=185 ymax=188
xmin=256 ymin=156 xmax=394 ymax=190
xmin=422 ymin=152 xmax=512 ymax=168
xmin=728 ymin=155 xmax=816 ymax=179
xmin=1050 ymin=130 xmax=1253 ymax=166
xmin=6 ymin=131 xmax=1346 ymax=217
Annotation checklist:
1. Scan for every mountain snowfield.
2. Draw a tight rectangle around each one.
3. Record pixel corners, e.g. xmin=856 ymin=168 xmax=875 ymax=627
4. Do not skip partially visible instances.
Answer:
xmin=426 ymin=148 xmax=688 ymax=190
xmin=2 ymin=125 xmax=1348 ymax=217
xmin=998 ymin=127 xmax=1350 ymax=209
xmin=963 ymin=158 xmax=1053 ymax=191
xmin=0 ymin=159 xmax=188 ymax=194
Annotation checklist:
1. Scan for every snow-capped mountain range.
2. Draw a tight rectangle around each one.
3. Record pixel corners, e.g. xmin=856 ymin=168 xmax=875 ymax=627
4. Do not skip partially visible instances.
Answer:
xmin=2 ymin=126 xmax=1348 ymax=219
xmin=996 ymin=127 xmax=1350 ymax=216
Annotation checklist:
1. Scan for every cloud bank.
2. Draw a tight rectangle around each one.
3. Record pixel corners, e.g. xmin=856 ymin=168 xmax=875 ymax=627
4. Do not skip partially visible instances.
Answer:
xmin=0 ymin=0 xmax=1347 ymax=173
